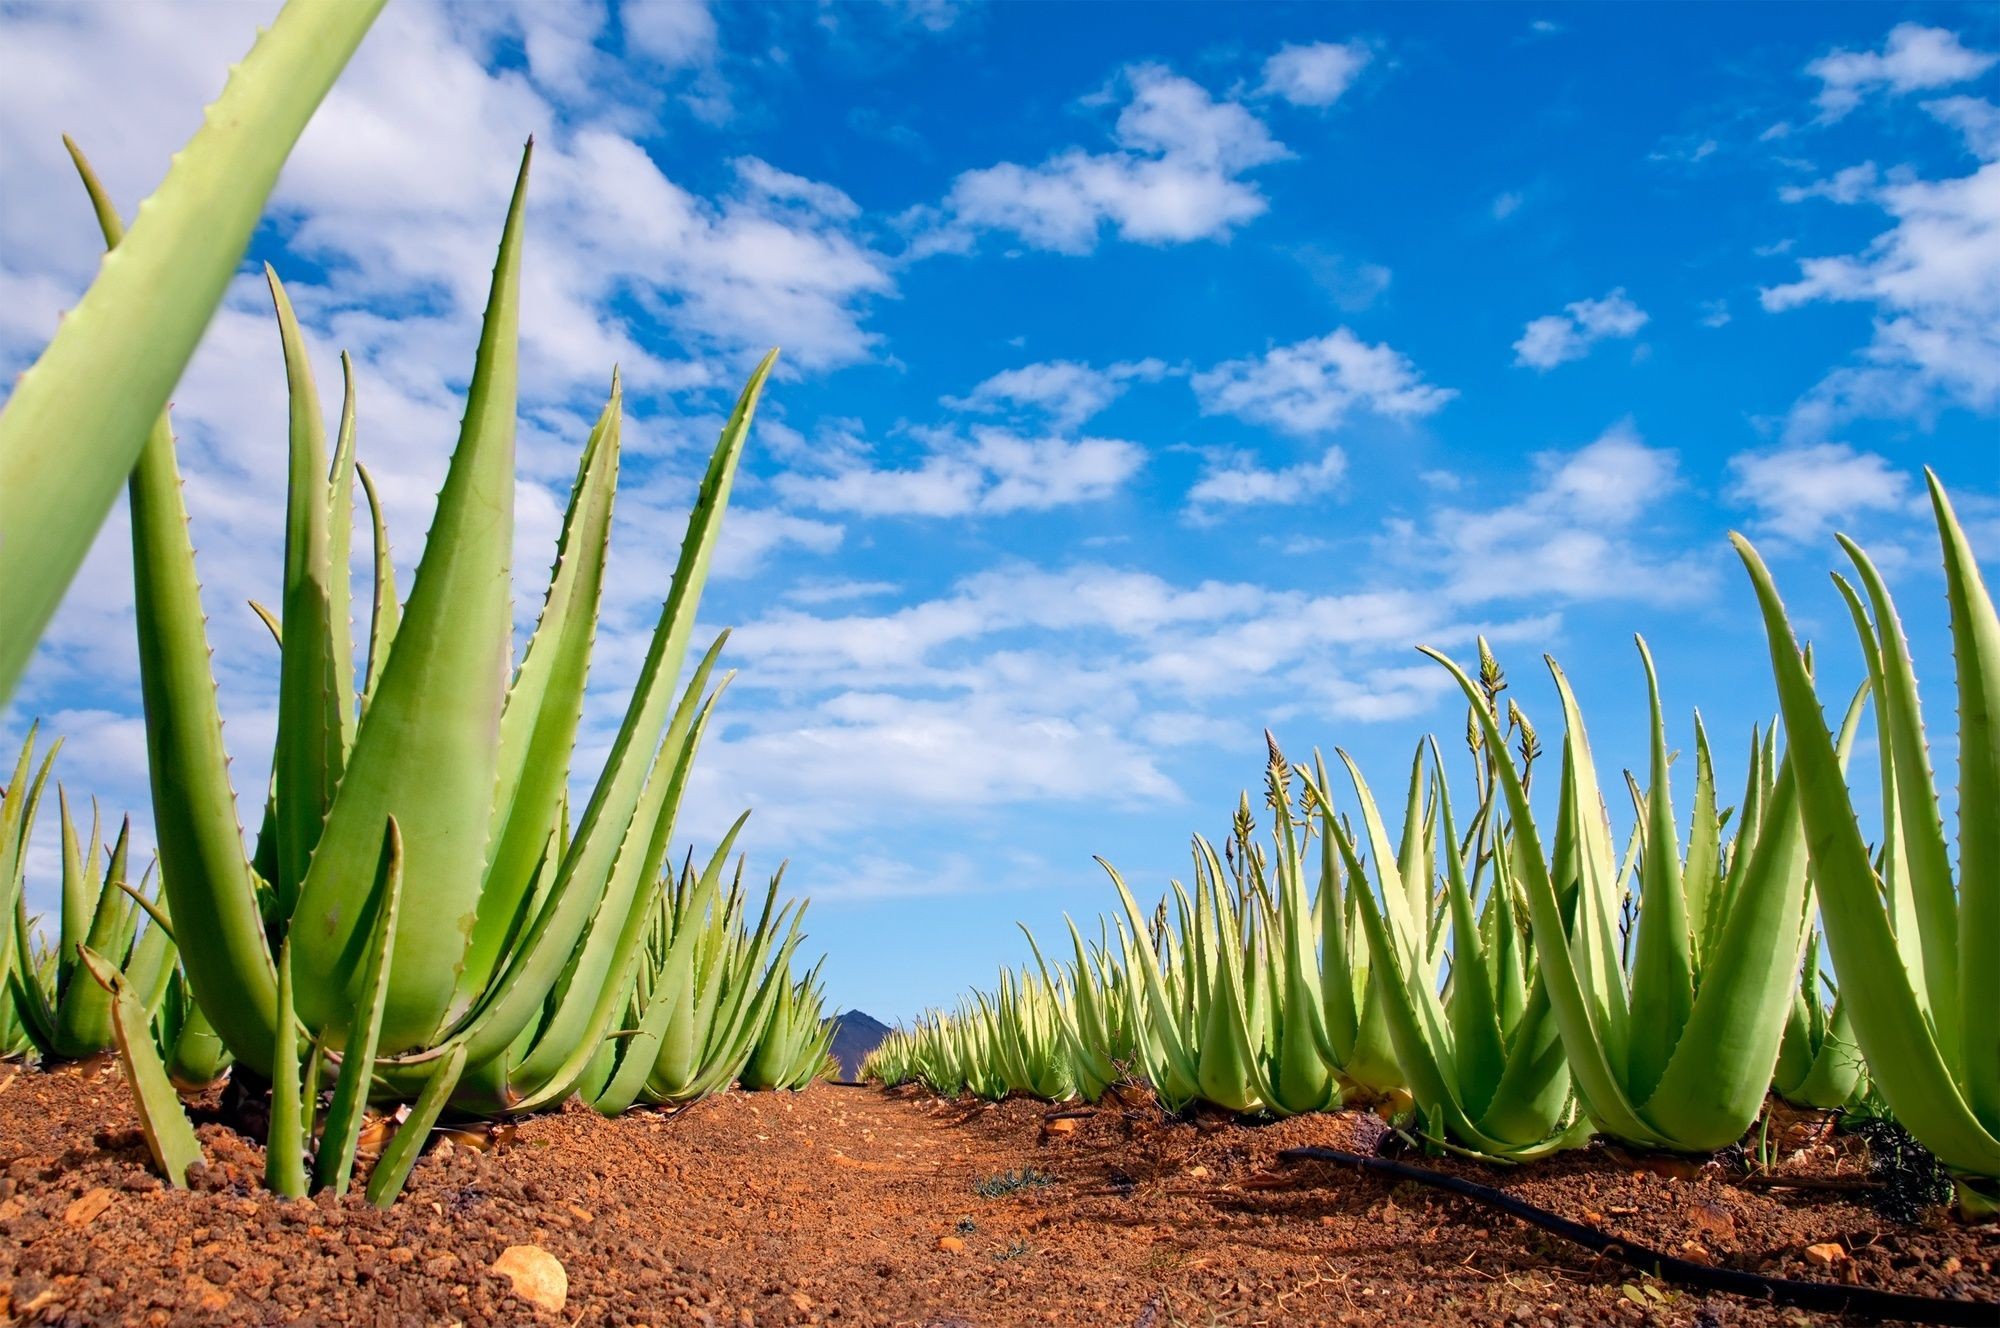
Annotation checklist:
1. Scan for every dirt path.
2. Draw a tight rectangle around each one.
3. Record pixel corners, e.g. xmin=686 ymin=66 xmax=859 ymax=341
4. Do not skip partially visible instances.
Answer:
xmin=0 ymin=1061 xmax=1993 ymax=1326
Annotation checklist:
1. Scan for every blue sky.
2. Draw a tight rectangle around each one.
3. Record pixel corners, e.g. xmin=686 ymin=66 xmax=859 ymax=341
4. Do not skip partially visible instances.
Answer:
xmin=2 ymin=1 xmax=1996 ymax=1023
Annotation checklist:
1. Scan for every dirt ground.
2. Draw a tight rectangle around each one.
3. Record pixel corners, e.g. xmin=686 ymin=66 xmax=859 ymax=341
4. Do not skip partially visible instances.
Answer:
xmin=0 ymin=1060 xmax=1993 ymax=1326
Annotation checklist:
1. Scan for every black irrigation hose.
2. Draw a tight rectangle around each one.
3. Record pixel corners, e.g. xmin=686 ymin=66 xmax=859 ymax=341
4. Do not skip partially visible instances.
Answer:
xmin=1277 ymin=1145 xmax=1994 ymax=1326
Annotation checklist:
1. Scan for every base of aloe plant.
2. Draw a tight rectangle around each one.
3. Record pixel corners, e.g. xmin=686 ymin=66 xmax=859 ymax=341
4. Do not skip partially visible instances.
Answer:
xmin=1953 ymin=1176 xmax=1999 ymax=1221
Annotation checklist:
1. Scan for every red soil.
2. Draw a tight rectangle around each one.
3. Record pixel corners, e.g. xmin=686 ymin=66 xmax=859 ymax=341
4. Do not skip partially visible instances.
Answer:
xmin=0 ymin=1060 xmax=1992 ymax=1326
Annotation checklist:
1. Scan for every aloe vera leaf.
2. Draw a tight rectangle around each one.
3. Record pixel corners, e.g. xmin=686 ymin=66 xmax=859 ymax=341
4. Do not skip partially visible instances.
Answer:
xmin=355 ymin=462 xmax=400 ymax=705
xmin=1733 ymin=532 xmax=2000 ymax=1177
xmin=57 ymin=790 xmax=89 ymax=975
xmin=265 ymin=267 xmax=340 ymax=913
xmin=1305 ymin=757 xmax=1361 ymax=1064
xmin=1682 ymin=715 xmax=1723 ymax=970
xmin=1624 ymin=638 xmax=1695 ymax=1108
xmin=267 ymin=941 xmax=307 ymax=1198
xmin=79 ymin=946 xmax=202 ymax=1187
xmin=1431 ymin=742 xmax=1507 ymax=1117
xmin=1545 ymin=661 xmax=1632 ymax=1074
xmin=0 ymin=732 xmax=57 ymax=1015
xmin=10 ymin=893 xmax=59 ymax=1054
xmin=0 ymin=0 xmax=387 ymax=702
xmin=1926 ymin=474 xmax=2000 ymax=1137
xmin=165 ymin=1002 xmax=234 ymax=1092
xmin=1642 ymin=743 xmax=1809 ymax=1150
xmin=415 ymin=636 xmax=732 ymax=1086
xmin=313 ymin=819 xmax=404 ymax=1195
xmin=61 ymin=138 xmax=280 ymax=1068
xmin=1836 ymin=532 xmax=1961 ymax=1073
xmin=292 ymin=148 xmax=530 ymax=1051
xmin=452 ymin=379 xmax=622 ymax=1016
xmin=365 ymin=1042 xmax=465 ymax=1207
xmin=122 ymin=880 xmax=179 ymax=1020
xmin=326 ymin=353 xmax=360 ymax=763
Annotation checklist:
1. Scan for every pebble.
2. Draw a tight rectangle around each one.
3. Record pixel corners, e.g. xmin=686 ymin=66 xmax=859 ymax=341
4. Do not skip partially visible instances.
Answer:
xmin=492 ymin=1244 xmax=568 ymax=1313
xmin=937 ymin=1236 xmax=965 ymax=1253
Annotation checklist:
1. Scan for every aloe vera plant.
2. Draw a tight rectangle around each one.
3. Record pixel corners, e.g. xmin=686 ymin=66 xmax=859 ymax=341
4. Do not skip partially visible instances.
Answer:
xmin=1773 ymin=927 xmax=1867 ymax=1110
xmin=0 ymin=731 xmax=189 ymax=1066
xmin=588 ymin=848 xmax=809 ymax=1112
xmin=1735 ymin=473 xmax=1999 ymax=1187
xmin=0 ymin=0 xmax=386 ymax=702
xmin=740 ymin=960 xmax=836 ymax=1092
xmin=1317 ymin=655 xmax=1588 ymax=1160
xmin=1423 ymin=637 xmax=1820 ymax=1154
xmin=1023 ymin=919 xmax=1132 ymax=1102
xmin=64 ymin=128 xmax=782 ymax=1170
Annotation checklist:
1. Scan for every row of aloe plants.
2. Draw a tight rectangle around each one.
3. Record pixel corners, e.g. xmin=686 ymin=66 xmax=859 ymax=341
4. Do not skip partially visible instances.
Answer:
xmin=867 ymin=483 xmax=1996 ymax=1205
xmin=0 ymin=108 xmax=833 ymax=1204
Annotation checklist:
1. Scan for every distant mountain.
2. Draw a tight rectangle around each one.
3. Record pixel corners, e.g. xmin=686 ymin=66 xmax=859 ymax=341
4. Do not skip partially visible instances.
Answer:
xmin=824 ymin=1009 xmax=892 ymax=1081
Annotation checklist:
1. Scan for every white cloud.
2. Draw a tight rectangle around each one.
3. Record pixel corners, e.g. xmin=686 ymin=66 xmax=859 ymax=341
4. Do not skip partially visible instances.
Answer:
xmin=1513 ymin=289 xmax=1649 ymax=370
xmin=1762 ymin=114 xmax=2000 ymax=437
xmin=1259 ymin=41 xmax=1372 ymax=109
xmin=1492 ymin=190 xmax=1525 ymax=221
xmin=1808 ymin=23 xmax=1997 ymax=122
xmin=1419 ymin=424 xmax=1715 ymax=606
xmin=785 ymin=579 xmax=901 ymax=606
xmin=776 ymin=427 xmax=1144 ymax=517
xmin=621 ymin=0 xmax=719 ymax=67
xmin=712 ymin=507 xmax=846 ymax=578
xmin=923 ymin=63 xmax=1287 ymax=254
xmin=1780 ymin=162 xmax=1880 ymax=204
xmin=1726 ymin=443 xmax=1915 ymax=544
xmin=1192 ymin=328 xmax=1454 ymax=436
xmin=1186 ymin=446 xmax=1347 ymax=513
xmin=1927 ymin=95 xmax=2000 ymax=160
xmin=945 ymin=357 xmax=1168 ymax=429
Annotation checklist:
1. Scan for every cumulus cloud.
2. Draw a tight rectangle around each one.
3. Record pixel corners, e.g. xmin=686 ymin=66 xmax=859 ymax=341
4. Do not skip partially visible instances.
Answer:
xmin=1512 ymin=289 xmax=1650 ymax=370
xmin=1780 ymin=162 xmax=1880 ymax=204
xmin=1186 ymin=446 xmax=1348 ymax=514
xmin=1726 ymin=443 xmax=1915 ymax=544
xmin=945 ymin=357 xmax=1169 ymax=429
xmin=919 ymin=63 xmax=1287 ymax=255
xmin=1258 ymin=41 xmax=1372 ymax=108
xmin=1418 ymin=424 xmax=1715 ymax=606
xmin=1808 ymin=23 xmax=1996 ymax=122
xmin=1927 ymin=95 xmax=2000 ymax=161
xmin=1191 ymin=329 xmax=1454 ymax=436
xmin=1762 ymin=106 xmax=2000 ymax=437
xmin=621 ymin=0 xmax=720 ymax=68
xmin=775 ymin=427 xmax=1144 ymax=517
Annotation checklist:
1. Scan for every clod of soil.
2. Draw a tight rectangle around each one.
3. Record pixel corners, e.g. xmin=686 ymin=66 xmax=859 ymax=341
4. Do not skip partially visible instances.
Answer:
xmin=0 ymin=1060 xmax=1993 ymax=1326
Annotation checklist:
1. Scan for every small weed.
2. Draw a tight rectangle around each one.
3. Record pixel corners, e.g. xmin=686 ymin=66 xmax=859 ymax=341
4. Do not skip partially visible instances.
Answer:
xmin=1620 ymin=1279 xmax=1678 ymax=1308
xmin=1846 ymin=1115 xmax=1951 ymax=1223
xmin=973 ymin=1168 xmax=1056 ymax=1198
xmin=991 ymin=1240 xmax=1032 ymax=1261
xmin=955 ymin=1217 xmax=977 ymax=1234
